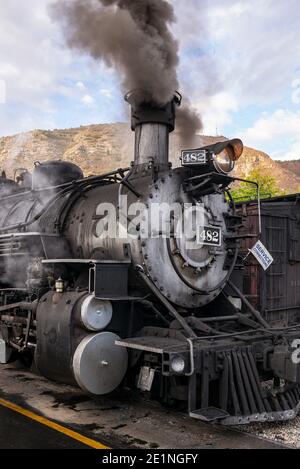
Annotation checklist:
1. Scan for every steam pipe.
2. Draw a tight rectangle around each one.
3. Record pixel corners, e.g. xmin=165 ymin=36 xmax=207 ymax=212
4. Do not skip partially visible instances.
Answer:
xmin=0 ymin=301 xmax=37 ymax=314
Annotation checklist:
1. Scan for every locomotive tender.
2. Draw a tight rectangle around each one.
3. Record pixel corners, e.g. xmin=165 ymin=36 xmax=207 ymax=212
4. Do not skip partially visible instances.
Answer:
xmin=1 ymin=92 xmax=300 ymax=425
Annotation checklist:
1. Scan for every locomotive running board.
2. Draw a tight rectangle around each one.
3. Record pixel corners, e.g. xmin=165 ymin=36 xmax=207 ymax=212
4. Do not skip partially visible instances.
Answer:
xmin=115 ymin=336 xmax=186 ymax=354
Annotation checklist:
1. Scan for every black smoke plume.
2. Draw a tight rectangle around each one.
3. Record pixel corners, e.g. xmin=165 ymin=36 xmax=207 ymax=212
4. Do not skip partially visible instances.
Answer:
xmin=50 ymin=0 xmax=202 ymax=136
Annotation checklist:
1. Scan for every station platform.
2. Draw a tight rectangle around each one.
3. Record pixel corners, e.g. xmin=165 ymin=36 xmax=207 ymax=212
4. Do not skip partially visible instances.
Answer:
xmin=0 ymin=397 xmax=108 ymax=449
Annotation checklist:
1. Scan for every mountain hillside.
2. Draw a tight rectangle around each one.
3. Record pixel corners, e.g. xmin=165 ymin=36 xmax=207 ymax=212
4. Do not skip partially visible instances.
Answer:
xmin=0 ymin=123 xmax=299 ymax=193
xmin=279 ymin=160 xmax=300 ymax=179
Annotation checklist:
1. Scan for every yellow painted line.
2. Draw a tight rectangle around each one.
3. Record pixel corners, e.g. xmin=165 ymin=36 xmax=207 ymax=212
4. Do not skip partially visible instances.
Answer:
xmin=0 ymin=397 xmax=110 ymax=449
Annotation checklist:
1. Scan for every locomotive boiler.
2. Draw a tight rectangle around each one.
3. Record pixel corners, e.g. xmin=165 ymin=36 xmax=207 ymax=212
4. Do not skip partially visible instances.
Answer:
xmin=1 ymin=92 xmax=300 ymax=425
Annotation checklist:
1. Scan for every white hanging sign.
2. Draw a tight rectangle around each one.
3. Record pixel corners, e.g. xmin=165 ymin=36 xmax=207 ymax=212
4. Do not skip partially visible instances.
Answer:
xmin=250 ymin=240 xmax=274 ymax=271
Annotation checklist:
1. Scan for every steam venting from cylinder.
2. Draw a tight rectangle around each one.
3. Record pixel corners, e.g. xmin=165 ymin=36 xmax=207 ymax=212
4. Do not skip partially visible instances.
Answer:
xmin=50 ymin=0 xmax=202 ymax=144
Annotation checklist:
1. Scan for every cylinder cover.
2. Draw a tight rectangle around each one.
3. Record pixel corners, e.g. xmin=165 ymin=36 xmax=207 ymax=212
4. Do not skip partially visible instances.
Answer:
xmin=72 ymin=332 xmax=128 ymax=395
xmin=81 ymin=295 xmax=113 ymax=331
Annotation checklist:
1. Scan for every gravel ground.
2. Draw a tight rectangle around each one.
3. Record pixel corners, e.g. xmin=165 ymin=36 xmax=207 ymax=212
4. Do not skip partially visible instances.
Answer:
xmin=237 ymin=417 xmax=300 ymax=447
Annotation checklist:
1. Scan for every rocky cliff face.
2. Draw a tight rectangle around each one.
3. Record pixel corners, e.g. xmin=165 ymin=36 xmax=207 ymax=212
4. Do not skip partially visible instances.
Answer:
xmin=0 ymin=123 xmax=299 ymax=193
xmin=279 ymin=160 xmax=300 ymax=179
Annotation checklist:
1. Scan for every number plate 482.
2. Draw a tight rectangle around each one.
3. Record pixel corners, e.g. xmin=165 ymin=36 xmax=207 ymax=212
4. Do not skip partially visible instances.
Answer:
xmin=181 ymin=149 xmax=207 ymax=165
xmin=197 ymin=226 xmax=221 ymax=247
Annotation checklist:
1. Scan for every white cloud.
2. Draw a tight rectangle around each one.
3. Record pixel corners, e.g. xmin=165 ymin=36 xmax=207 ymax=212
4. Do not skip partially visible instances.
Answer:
xmin=195 ymin=91 xmax=238 ymax=136
xmin=0 ymin=105 xmax=56 ymax=135
xmin=0 ymin=63 xmax=19 ymax=78
xmin=210 ymin=2 xmax=249 ymax=21
xmin=242 ymin=110 xmax=300 ymax=143
xmin=75 ymin=81 xmax=86 ymax=90
xmin=241 ymin=109 xmax=300 ymax=160
xmin=100 ymin=88 xmax=113 ymax=99
xmin=282 ymin=141 xmax=300 ymax=161
xmin=0 ymin=0 xmax=118 ymax=135
xmin=0 ymin=0 xmax=69 ymax=107
xmin=174 ymin=0 xmax=300 ymax=140
xmin=81 ymin=94 xmax=95 ymax=106
xmin=0 ymin=0 xmax=300 ymax=153
xmin=206 ymin=0 xmax=300 ymax=105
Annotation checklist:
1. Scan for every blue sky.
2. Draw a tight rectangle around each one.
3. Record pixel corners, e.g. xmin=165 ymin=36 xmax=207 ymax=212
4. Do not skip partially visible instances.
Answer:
xmin=0 ymin=0 xmax=300 ymax=160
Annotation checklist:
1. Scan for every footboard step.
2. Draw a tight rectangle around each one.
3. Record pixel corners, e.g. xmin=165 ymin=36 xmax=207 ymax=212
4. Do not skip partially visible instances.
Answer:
xmin=189 ymin=407 xmax=230 ymax=422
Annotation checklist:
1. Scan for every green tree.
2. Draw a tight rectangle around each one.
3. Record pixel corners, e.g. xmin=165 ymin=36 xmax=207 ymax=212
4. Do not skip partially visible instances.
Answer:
xmin=230 ymin=168 xmax=285 ymax=201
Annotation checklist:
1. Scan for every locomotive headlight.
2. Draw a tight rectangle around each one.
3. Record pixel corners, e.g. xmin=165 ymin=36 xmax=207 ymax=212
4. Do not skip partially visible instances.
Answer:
xmin=181 ymin=138 xmax=243 ymax=175
xmin=170 ymin=355 xmax=186 ymax=374
xmin=213 ymin=148 xmax=235 ymax=174
xmin=212 ymin=139 xmax=243 ymax=174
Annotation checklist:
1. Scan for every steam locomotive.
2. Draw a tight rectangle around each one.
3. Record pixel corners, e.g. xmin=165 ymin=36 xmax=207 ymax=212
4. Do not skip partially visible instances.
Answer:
xmin=1 ymin=92 xmax=300 ymax=425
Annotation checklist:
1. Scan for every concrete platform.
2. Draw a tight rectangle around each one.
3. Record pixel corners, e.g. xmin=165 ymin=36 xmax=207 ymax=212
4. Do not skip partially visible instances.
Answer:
xmin=0 ymin=364 xmax=287 ymax=449
xmin=0 ymin=404 xmax=91 ymax=449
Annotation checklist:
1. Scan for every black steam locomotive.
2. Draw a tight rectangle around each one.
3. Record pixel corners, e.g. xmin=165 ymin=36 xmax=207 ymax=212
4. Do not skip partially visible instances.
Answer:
xmin=1 ymin=92 xmax=300 ymax=425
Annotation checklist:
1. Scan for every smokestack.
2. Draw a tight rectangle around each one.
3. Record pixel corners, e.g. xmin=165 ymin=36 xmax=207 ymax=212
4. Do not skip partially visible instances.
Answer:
xmin=125 ymin=91 xmax=181 ymax=168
